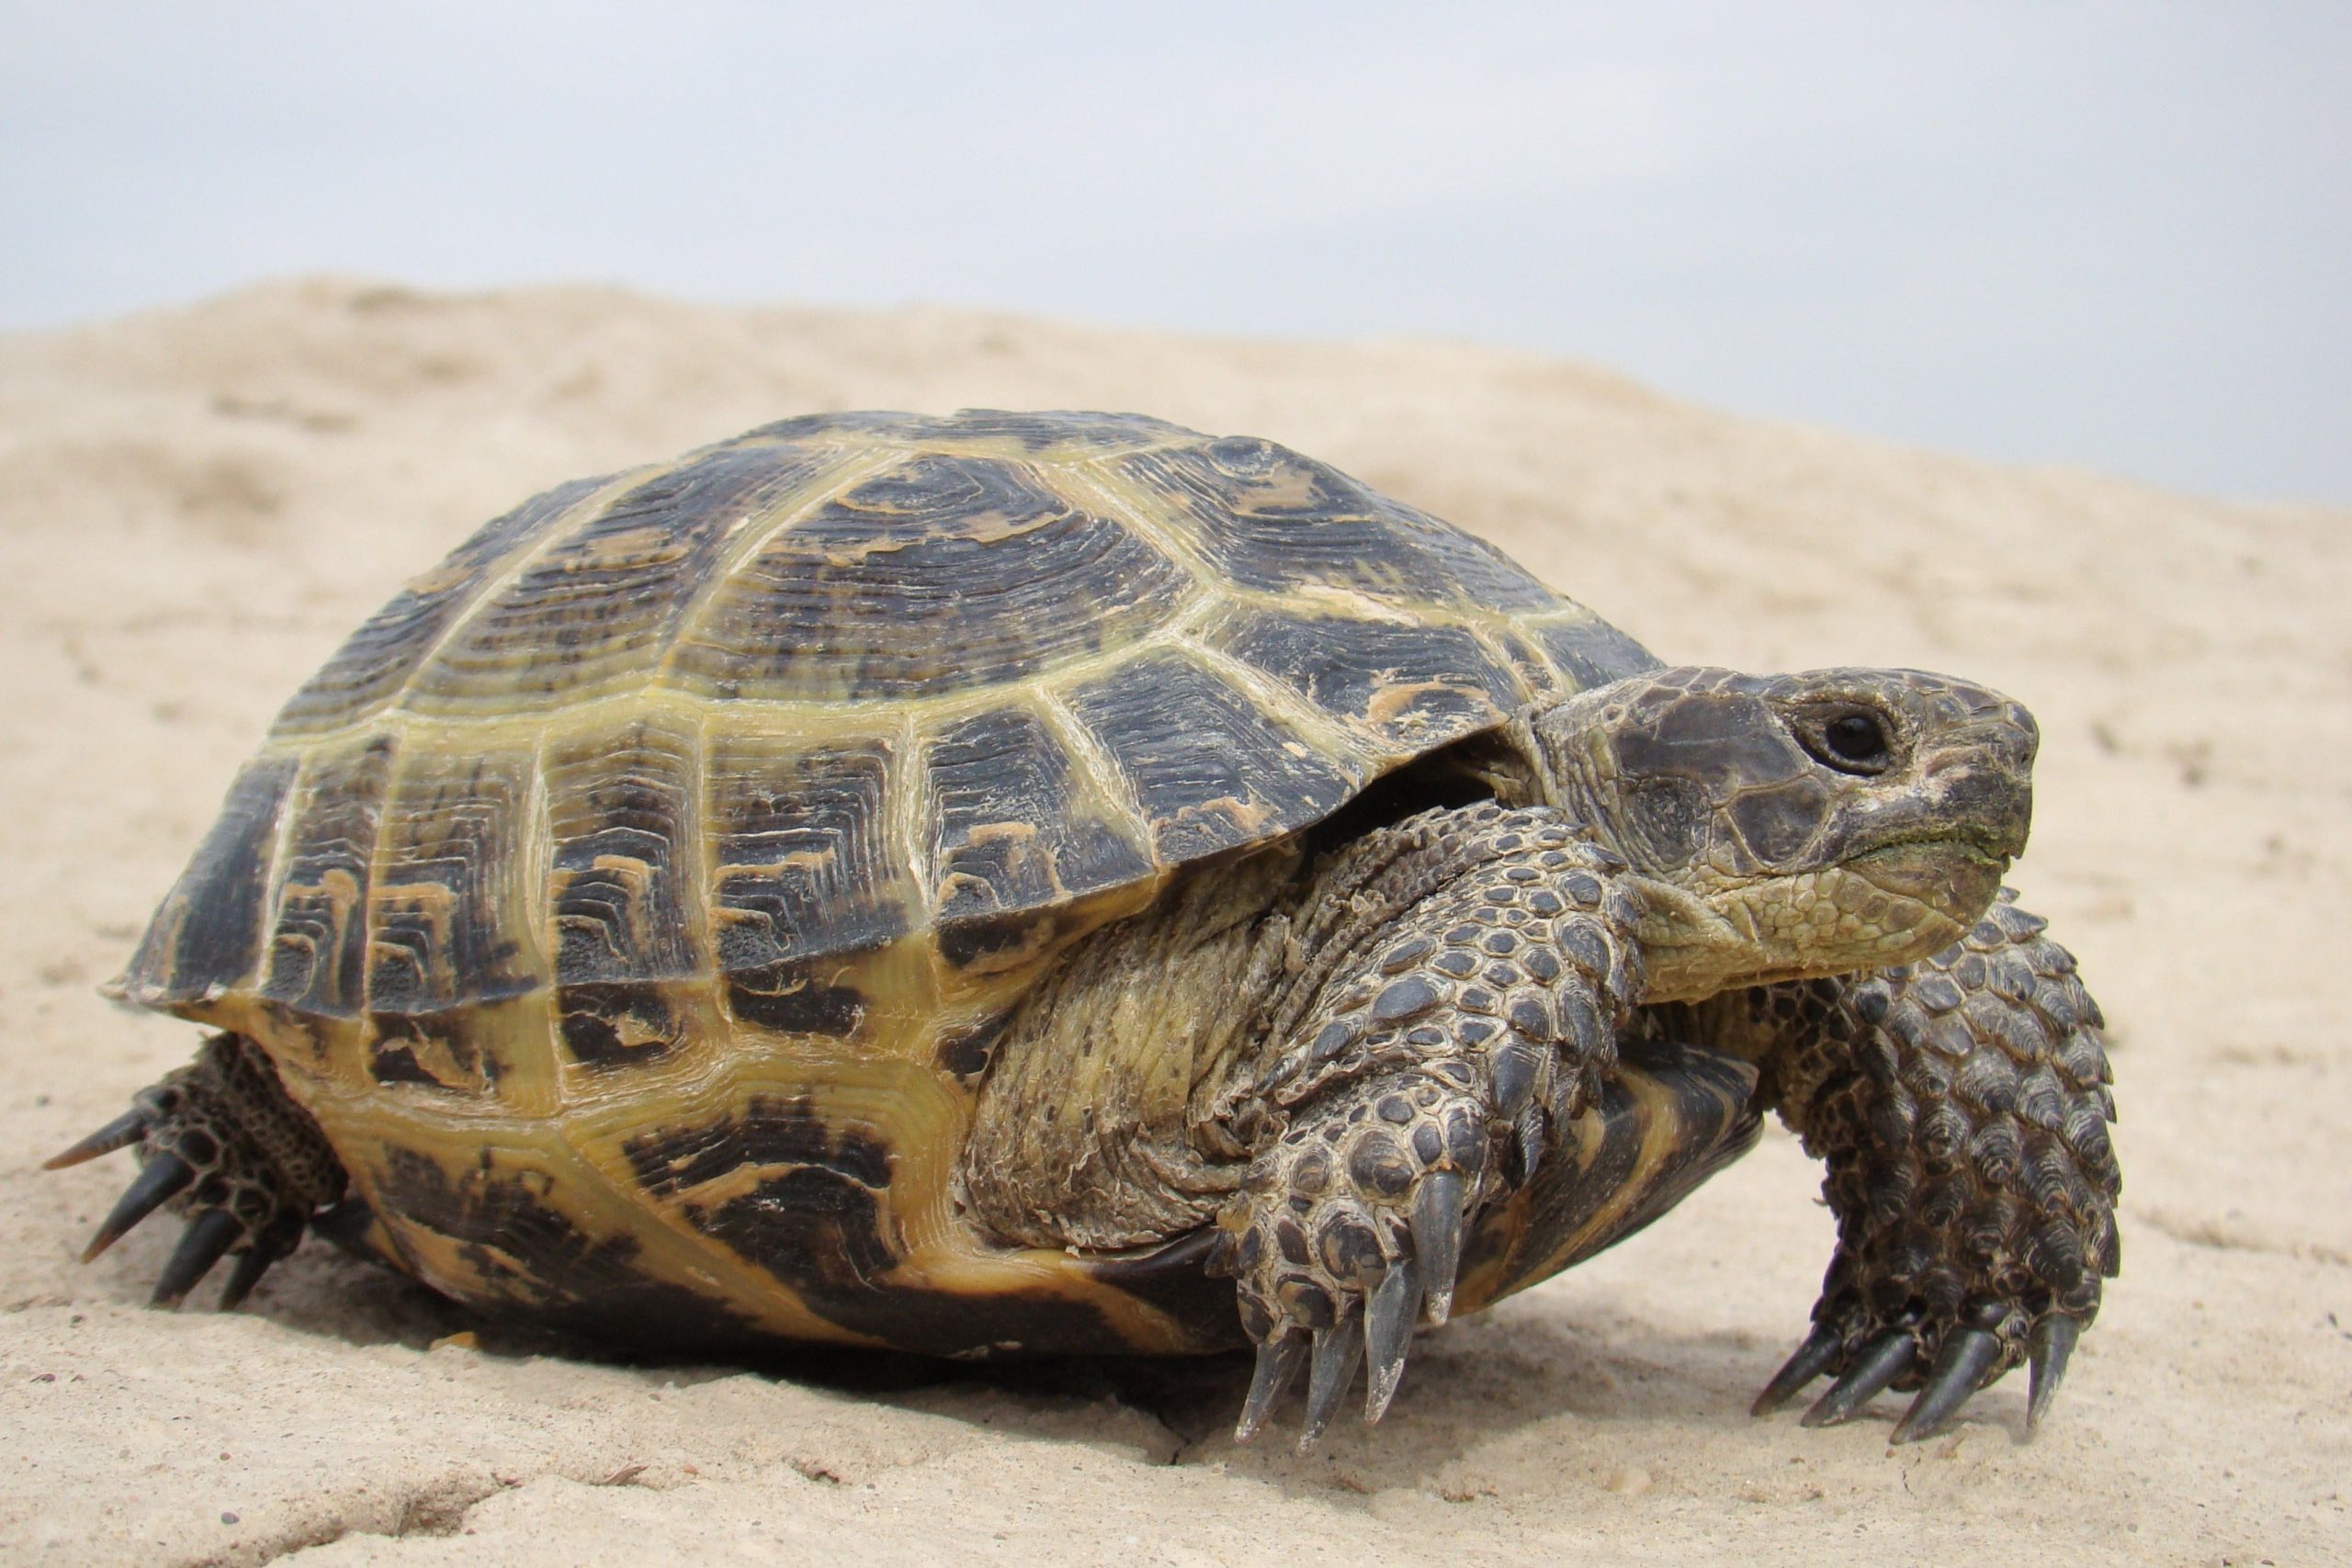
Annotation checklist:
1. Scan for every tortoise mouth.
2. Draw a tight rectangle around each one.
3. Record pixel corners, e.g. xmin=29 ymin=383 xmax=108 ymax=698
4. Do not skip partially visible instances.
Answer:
xmin=1848 ymin=836 xmax=2007 ymax=913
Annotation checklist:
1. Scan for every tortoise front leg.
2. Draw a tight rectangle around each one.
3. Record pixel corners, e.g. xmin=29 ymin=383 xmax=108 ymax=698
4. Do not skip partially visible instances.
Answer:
xmin=1207 ymin=803 xmax=1643 ymax=1450
xmin=1702 ymin=890 xmax=2120 ymax=1440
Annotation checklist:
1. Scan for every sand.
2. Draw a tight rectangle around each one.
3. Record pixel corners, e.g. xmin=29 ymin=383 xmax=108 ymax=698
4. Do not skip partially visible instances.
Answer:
xmin=2 ymin=278 xmax=2346 ymax=1566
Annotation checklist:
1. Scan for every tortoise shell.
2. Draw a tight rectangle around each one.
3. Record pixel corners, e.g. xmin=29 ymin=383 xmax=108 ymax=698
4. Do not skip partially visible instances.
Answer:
xmin=113 ymin=410 xmax=1679 ymax=1356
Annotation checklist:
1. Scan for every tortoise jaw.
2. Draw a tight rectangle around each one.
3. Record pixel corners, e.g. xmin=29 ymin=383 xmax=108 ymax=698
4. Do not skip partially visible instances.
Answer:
xmin=1847 ymin=837 xmax=2008 ymax=924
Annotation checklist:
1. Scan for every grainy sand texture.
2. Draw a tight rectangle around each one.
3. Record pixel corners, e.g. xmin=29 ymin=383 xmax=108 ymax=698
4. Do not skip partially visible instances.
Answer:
xmin=3 ymin=280 xmax=2347 ymax=1566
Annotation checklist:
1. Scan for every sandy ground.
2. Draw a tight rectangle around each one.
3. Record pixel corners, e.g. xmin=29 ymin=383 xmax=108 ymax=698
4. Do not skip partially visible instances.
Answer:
xmin=2 ymin=279 xmax=2346 ymax=1566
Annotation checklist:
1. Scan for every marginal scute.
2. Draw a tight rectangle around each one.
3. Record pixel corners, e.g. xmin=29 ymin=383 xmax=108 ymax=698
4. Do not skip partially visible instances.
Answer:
xmin=707 ymin=731 xmax=907 ymax=1037
xmin=119 ymin=754 xmax=300 ymax=1010
xmin=1525 ymin=614 xmax=1663 ymax=687
xmin=263 ymin=736 xmax=398 ymax=1019
xmin=365 ymin=750 xmax=540 ymax=1015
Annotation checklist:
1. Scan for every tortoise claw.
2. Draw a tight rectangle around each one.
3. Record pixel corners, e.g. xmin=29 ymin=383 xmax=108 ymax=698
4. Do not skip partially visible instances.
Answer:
xmin=1298 ymin=1314 xmax=1364 ymax=1452
xmin=1801 ymin=1330 xmax=1917 ymax=1428
xmin=216 ymin=1241 xmax=277 ymax=1313
xmin=1363 ymin=1258 xmax=1422 ymax=1423
xmin=80 ymin=1152 xmax=195 ymax=1263
xmin=44 ymin=1107 xmax=152 ymax=1170
xmin=1752 ymin=1324 xmax=1842 ymax=1416
xmin=1411 ymin=1170 xmax=1464 ymax=1325
xmin=152 ymin=1209 xmax=243 ymax=1307
xmin=1891 ymin=1327 xmax=2002 ymax=1443
xmin=2028 ymin=1314 xmax=2080 ymax=1432
xmin=1234 ymin=1333 xmax=1306 ymax=1443
xmin=1509 ymin=1106 xmax=1544 ymax=1185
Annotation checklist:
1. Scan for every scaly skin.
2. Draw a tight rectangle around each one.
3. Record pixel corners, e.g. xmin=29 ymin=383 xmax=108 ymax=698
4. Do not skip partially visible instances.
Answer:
xmin=1680 ymin=888 xmax=2120 ymax=1438
xmin=47 ymin=1034 xmax=345 ymax=1308
xmin=1204 ymin=802 xmax=1643 ymax=1445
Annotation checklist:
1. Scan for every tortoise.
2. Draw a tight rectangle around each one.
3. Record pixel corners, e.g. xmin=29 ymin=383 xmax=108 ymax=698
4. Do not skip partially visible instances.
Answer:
xmin=52 ymin=409 xmax=2120 ymax=1450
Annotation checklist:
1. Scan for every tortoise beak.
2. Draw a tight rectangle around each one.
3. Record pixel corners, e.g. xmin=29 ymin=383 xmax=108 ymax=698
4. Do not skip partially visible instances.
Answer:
xmin=1918 ymin=700 xmax=2036 ymax=863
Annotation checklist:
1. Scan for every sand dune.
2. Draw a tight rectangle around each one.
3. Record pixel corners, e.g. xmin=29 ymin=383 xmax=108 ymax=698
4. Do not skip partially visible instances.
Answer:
xmin=4 ymin=279 xmax=2346 ymax=1565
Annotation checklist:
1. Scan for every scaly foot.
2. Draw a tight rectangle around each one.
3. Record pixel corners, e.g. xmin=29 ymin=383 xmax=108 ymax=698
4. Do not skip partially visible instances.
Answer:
xmin=48 ymin=1033 xmax=345 ymax=1308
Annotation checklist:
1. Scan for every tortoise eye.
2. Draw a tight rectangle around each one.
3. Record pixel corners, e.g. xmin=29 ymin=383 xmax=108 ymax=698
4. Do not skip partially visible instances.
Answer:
xmin=1799 ymin=707 xmax=1895 ymax=774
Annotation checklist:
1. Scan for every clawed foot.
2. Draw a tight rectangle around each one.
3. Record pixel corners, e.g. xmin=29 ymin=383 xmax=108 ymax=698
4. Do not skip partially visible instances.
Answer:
xmin=46 ymin=1034 xmax=341 ymax=1309
xmin=1213 ymin=1066 xmax=1490 ymax=1451
xmin=1751 ymin=1301 xmax=2085 ymax=1443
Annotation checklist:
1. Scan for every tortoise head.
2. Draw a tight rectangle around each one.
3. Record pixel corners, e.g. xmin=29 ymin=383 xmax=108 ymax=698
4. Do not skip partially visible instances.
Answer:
xmin=1521 ymin=667 xmax=2037 ymax=1002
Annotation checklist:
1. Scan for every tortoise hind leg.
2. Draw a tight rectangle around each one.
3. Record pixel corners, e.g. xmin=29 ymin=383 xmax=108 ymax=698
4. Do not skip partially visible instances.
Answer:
xmin=48 ymin=1033 xmax=345 ymax=1307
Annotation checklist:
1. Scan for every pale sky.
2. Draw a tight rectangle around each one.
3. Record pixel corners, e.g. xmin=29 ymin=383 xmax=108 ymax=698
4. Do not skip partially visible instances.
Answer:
xmin=3 ymin=3 xmax=2345 ymax=502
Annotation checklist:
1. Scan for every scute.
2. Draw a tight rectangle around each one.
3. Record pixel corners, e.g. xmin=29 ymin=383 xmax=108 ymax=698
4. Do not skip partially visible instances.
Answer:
xmin=272 ymin=473 xmax=616 ymax=735
xmin=261 ymin=735 xmax=396 ymax=1020
xmin=1209 ymin=609 xmax=1524 ymax=748
xmin=404 ymin=439 xmax=840 ymax=716
xmin=664 ymin=449 xmax=1195 ymax=702
xmin=1107 ymin=434 xmax=1560 ymax=611
xmin=703 ymin=728 xmax=910 ymax=1032
xmin=922 ymin=702 xmax=1158 ymax=973
xmin=1062 ymin=652 xmax=1362 ymax=863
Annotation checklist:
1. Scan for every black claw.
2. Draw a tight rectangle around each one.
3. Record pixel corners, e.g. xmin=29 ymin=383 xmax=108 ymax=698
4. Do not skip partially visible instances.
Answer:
xmin=1298 ymin=1314 xmax=1365 ymax=1452
xmin=215 ymin=1243 xmax=277 ymax=1313
xmin=1411 ymin=1171 xmax=1464 ymax=1325
xmin=1363 ymin=1258 xmax=1421 ymax=1423
xmin=1891 ymin=1327 xmax=2002 ymax=1443
xmin=44 ymin=1108 xmax=152 ymax=1170
xmin=1234 ymin=1333 xmax=1306 ymax=1443
xmin=151 ymin=1209 xmax=243 ymax=1307
xmin=1801 ymin=1330 xmax=1917 ymax=1428
xmin=1752 ymin=1325 xmax=1842 ymax=1416
xmin=81 ymin=1153 xmax=195 ymax=1262
xmin=2028 ymin=1315 xmax=2079 ymax=1431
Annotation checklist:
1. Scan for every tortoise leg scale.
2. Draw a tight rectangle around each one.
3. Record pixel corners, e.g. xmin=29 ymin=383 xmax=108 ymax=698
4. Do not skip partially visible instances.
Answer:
xmin=1725 ymin=891 xmax=2120 ymax=1440
xmin=48 ymin=1032 xmax=345 ymax=1308
xmin=1210 ymin=805 xmax=1642 ymax=1450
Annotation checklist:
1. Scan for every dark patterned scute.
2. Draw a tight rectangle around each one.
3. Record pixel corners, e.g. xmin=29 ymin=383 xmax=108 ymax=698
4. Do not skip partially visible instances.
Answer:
xmin=707 ymin=734 xmax=907 ymax=1036
xmin=923 ymin=704 xmax=1156 ymax=971
xmin=1526 ymin=615 xmax=1662 ymax=688
xmin=273 ymin=474 xmax=612 ymax=733
xmin=1212 ymin=610 xmax=1524 ymax=742
xmin=665 ymin=451 xmax=1194 ymax=701
xmin=364 ymin=750 xmax=538 ymax=1015
xmin=405 ymin=441 xmax=836 ymax=715
xmin=1065 ymin=654 xmax=1361 ymax=863
xmin=261 ymin=736 xmax=397 ymax=1020
xmin=622 ymin=1097 xmax=1151 ymax=1356
xmin=1114 ymin=435 xmax=1558 ymax=610
xmin=544 ymin=717 xmax=701 ymax=1069
xmin=1463 ymin=1035 xmax=1761 ymax=1292
xmin=121 ymin=755 xmax=300 ymax=1006
xmin=369 ymin=1147 xmax=759 ymax=1350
